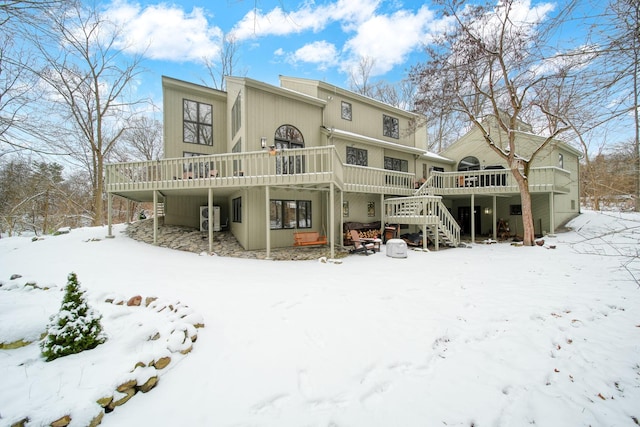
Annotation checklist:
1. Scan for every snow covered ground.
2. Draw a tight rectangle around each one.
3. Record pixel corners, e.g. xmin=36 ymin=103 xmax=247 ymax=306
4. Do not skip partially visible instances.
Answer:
xmin=1 ymin=210 xmax=639 ymax=427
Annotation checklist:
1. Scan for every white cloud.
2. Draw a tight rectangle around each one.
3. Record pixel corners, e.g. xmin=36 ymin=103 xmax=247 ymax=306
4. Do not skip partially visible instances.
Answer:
xmin=103 ymin=0 xmax=223 ymax=63
xmin=340 ymin=5 xmax=437 ymax=77
xmin=288 ymin=41 xmax=338 ymax=71
xmin=230 ymin=0 xmax=381 ymax=41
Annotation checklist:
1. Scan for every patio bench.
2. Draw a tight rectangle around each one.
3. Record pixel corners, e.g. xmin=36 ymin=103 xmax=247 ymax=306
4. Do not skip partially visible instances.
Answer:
xmin=293 ymin=231 xmax=327 ymax=246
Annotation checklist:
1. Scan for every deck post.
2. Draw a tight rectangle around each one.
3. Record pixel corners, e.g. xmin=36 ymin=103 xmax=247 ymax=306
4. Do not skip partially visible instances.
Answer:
xmin=340 ymin=190 xmax=344 ymax=248
xmin=153 ymin=190 xmax=158 ymax=245
xmin=471 ymin=193 xmax=475 ymax=244
xmin=208 ymin=188 xmax=213 ymax=253
xmin=380 ymin=193 xmax=384 ymax=238
xmin=265 ymin=186 xmax=271 ymax=260
xmin=329 ymin=182 xmax=335 ymax=259
xmin=106 ymin=193 xmax=114 ymax=238
xmin=423 ymin=224 xmax=428 ymax=251
xmin=549 ymin=192 xmax=555 ymax=235
xmin=492 ymin=195 xmax=497 ymax=241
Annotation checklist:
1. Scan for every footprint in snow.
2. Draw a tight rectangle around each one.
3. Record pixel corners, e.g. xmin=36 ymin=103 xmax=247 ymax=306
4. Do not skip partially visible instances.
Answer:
xmin=251 ymin=394 xmax=290 ymax=414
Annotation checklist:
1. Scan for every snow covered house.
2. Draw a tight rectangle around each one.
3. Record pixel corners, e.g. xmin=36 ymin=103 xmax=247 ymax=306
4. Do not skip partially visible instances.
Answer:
xmin=105 ymin=76 xmax=580 ymax=257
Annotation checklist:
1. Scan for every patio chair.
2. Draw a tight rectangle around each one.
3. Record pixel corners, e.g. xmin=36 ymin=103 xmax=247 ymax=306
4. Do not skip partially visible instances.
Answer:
xmin=348 ymin=229 xmax=377 ymax=255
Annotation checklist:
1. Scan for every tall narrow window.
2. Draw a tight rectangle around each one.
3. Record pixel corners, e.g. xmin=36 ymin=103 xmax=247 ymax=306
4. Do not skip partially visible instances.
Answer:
xmin=232 ymin=197 xmax=242 ymax=223
xmin=274 ymin=124 xmax=305 ymax=174
xmin=231 ymin=93 xmax=241 ymax=137
xmin=383 ymin=114 xmax=399 ymax=139
xmin=183 ymin=99 xmax=213 ymax=145
xmin=232 ymin=140 xmax=242 ymax=175
xmin=558 ymin=153 xmax=564 ymax=169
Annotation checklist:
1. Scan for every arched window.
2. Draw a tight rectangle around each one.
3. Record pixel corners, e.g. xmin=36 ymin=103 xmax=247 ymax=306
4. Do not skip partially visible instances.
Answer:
xmin=274 ymin=125 xmax=304 ymax=149
xmin=274 ymin=125 xmax=305 ymax=174
xmin=458 ymin=156 xmax=480 ymax=171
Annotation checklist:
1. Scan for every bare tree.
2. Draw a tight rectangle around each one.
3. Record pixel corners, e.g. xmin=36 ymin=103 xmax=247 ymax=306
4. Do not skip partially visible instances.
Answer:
xmin=349 ymin=56 xmax=377 ymax=98
xmin=115 ymin=115 xmax=163 ymax=162
xmin=596 ymin=0 xmax=640 ymax=211
xmin=27 ymin=2 xmax=147 ymax=226
xmin=0 ymin=0 xmax=72 ymax=157
xmin=411 ymin=0 xmax=582 ymax=246
xmin=202 ymin=34 xmax=245 ymax=90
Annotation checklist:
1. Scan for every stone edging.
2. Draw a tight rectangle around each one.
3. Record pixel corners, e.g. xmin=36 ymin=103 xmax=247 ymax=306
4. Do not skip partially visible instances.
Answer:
xmin=10 ymin=295 xmax=204 ymax=427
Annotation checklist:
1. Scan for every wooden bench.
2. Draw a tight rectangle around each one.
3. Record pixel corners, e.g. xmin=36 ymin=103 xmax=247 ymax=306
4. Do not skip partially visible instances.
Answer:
xmin=293 ymin=231 xmax=327 ymax=246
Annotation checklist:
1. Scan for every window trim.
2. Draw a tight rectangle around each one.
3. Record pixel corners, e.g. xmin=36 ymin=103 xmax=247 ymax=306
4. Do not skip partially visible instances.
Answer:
xmin=183 ymin=99 xmax=213 ymax=146
xmin=341 ymin=101 xmax=352 ymax=121
xmin=270 ymin=199 xmax=312 ymax=229
xmin=232 ymin=197 xmax=242 ymax=223
xmin=231 ymin=93 xmax=241 ymax=138
xmin=346 ymin=146 xmax=368 ymax=166
xmin=384 ymin=156 xmax=408 ymax=172
xmin=383 ymin=114 xmax=399 ymax=139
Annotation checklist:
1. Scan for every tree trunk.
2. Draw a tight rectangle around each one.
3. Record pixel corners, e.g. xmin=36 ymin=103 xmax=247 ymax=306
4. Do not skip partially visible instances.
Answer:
xmin=92 ymin=156 xmax=104 ymax=227
xmin=510 ymin=163 xmax=536 ymax=246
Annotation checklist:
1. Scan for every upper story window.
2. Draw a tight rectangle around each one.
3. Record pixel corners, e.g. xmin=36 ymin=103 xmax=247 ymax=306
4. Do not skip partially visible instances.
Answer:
xmin=558 ymin=153 xmax=564 ymax=169
xmin=341 ymin=101 xmax=352 ymax=121
xmin=458 ymin=156 xmax=480 ymax=171
xmin=383 ymin=114 xmax=399 ymax=139
xmin=346 ymin=146 xmax=368 ymax=166
xmin=384 ymin=156 xmax=408 ymax=172
xmin=275 ymin=124 xmax=304 ymax=147
xmin=231 ymin=93 xmax=241 ymax=137
xmin=183 ymin=99 xmax=212 ymax=145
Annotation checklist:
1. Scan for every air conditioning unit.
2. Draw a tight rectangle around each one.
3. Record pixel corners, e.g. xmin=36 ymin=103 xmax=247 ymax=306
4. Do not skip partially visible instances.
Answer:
xmin=200 ymin=206 xmax=221 ymax=232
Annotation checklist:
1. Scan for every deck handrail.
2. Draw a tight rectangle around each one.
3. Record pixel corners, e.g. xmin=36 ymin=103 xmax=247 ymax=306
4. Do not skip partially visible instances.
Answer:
xmin=343 ymin=164 xmax=415 ymax=195
xmin=106 ymin=149 xmax=569 ymax=197
xmin=422 ymin=167 xmax=571 ymax=195
xmin=106 ymin=146 xmax=341 ymax=191
xmin=384 ymin=195 xmax=460 ymax=246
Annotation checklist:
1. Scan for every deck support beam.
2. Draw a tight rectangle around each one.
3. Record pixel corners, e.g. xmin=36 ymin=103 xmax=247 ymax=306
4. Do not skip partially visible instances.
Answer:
xmin=471 ymin=193 xmax=476 ymax=244
xmin=492 ymin=195 xmax=497 ymax=241
xmin=265 ymin=186 xmax=271 ymax=260
xmin=329 ymin=182 xmax=335 ymax=259
xmin=106 ymin=193 xmax=114 ymax=238
xmin=340 ymin=191 xmax=344 ymax=249
xmin=380 ymin=193 xmax=385 ymax=238
xmin=208 ymin=188 xmax=213 ymax=253
xmin=549 ymin=192 xmax=555 ymax=235
xmin=153 ymin=190 xmax=158 ymax=245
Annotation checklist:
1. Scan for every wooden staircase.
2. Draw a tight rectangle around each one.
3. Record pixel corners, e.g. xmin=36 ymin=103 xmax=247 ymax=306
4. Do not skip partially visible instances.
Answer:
xmin=384 ymin=193 xmax=460 ymax=250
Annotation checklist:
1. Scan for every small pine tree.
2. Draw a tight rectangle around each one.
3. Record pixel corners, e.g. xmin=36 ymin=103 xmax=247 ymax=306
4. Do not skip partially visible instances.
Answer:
xmin=41 ymin=272 xmax=106 ymax=361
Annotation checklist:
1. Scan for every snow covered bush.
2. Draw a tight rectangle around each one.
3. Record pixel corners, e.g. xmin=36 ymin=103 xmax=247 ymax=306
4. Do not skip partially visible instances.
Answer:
xmin=40 ymin=272 xmax=106 ymax=362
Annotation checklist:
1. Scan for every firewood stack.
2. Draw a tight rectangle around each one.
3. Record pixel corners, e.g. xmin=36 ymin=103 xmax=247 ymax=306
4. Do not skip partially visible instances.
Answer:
xmin=344 ymin=229 xmax=380 ymax=244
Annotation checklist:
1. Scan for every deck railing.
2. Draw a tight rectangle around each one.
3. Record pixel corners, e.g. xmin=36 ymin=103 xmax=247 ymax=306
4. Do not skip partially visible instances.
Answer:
xmin=106 ymin=146 xmax=342 ymax=193
xmin=106 ymin=147 xmax=569 ymax=198
xmin=343 ymin=164 xmax=415 ymax=195
xmin=417 ymin=167 xmax=571 ymax=196
xmin=384 ymin=195 xmax=460 ymax=246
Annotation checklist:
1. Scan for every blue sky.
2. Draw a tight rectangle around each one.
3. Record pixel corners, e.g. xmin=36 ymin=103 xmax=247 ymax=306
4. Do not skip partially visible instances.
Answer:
xmin=98 ymin=0 xmax=579 ymax=107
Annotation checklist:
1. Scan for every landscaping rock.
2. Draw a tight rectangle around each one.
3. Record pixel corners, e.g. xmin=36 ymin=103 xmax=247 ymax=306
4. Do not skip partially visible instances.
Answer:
xmin=50 ymin=414 xmax=71 ymax=427
xmin=137 ymin=376 xmax=158 ymax=393
xmin=127 ymin=295 xmax=142 ymax=306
